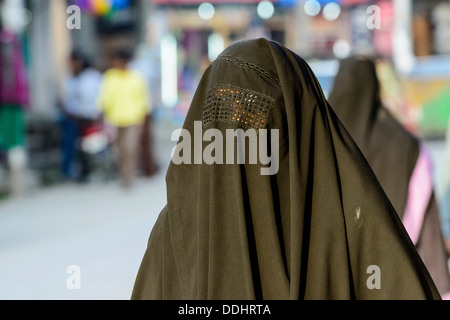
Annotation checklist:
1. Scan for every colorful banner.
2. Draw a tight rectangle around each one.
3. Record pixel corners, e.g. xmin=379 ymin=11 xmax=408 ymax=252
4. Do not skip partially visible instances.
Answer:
xmin=71 ymin=0 xmax=130 ymax=17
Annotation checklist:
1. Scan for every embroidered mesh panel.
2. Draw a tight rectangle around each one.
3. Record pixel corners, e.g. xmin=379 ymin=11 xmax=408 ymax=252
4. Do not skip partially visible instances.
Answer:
xmin=215 ymin=56 xmax=281 ymax=87
xmin=203 ymin=84 xmax=276 ymax=131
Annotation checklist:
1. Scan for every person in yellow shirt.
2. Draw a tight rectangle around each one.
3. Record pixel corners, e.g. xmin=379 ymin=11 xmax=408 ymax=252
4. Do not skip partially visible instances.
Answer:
xmin=98 ymin=49 xmax=150 ymax=188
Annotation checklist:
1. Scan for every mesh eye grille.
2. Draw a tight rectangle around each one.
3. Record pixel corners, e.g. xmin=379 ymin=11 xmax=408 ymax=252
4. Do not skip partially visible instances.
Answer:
xmin=203 ymin=84 xmax=275 ymax=131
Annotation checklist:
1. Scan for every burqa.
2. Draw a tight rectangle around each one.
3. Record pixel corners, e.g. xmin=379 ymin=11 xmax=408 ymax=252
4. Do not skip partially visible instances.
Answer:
xmin=328 ymin=56 xmax=450 ymax=297
xmin=132 ymin=39 xmax=440 ymax=300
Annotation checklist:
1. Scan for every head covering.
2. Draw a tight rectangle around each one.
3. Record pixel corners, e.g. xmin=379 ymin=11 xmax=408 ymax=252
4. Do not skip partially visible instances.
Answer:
xmin=328 ymin=56 xmax=450 ymax=297
xmin=328 ymin=57 xmax=418 ymax=219
xmin=132 ymin=39 xmax=439 ymax=300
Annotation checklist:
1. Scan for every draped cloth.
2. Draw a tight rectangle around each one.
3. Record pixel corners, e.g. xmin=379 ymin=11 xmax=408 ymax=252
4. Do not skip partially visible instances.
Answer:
xmin=132 ymin=39 xmax=440 ymax=300
xmin=328 ymin=56 xmax=450 ymax=297
xmin=0 ymin=30 xmax=29 ymax=107
xmin=0 ymin=30 xmax=29 ymax=151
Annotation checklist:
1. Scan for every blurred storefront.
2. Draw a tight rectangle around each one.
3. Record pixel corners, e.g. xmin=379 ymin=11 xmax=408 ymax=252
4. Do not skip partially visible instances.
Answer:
xmin=4 ymin=0 xmax=449 ymax=135
xmin=150 ymin=0 xmax=299 ymax=121
xmin=305 ymin=0 xmax=450 ymax=137
xmin=18 ymin=0 xmax=71 ymax=186
xmin=404 ymin=0 xmax=450 ymax=138
xmin=70 ymin=0 xmax=151 ymax=70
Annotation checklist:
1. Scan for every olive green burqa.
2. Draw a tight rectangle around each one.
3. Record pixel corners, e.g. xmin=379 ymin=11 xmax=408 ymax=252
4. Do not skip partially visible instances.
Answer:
xmin=132 ymin=39 xmax=440 ymax=300
xmin=328 ymin=56 xmax=450 ymax=296
xmin=328 ymin=57 xmax=417 ymax=219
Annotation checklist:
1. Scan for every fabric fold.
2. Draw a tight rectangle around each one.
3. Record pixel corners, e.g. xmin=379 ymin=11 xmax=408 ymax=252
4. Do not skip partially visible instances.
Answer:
xmin=132 ymin=39 xmax=440 ymax=300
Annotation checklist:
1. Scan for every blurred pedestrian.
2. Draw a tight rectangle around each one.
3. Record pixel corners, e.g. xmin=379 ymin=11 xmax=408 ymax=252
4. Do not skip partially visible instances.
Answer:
xmin=97 ymin=48 xmax=150 ymax=188
xmin=139 ymin=114 xmax=158 ymax=177
xmin=0 ymin=27 xmax=29 ymax=196
xmin=132 ymin=39 xmax=440 ymax=300
xmin=328 ymin=56 xmax=450 ymax=298
xmin=129 ymin=46 xmax=159 ymax=177
xmin=59 ymin=49 xmax=102 ymax=182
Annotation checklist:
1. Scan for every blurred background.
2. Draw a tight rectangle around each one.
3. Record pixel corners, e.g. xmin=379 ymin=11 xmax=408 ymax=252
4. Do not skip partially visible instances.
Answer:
xmin=0 ymin=0 xmax=449 ymax=299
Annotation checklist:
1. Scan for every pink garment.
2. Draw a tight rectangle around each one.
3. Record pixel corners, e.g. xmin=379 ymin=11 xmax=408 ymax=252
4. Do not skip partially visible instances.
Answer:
xmin=402 ymin=145 xmax=450 ymax=300
xmin=0 ymin=30 xmax=29 ymax=107
xmin=402 ymin=144 xmax=433 ymax=245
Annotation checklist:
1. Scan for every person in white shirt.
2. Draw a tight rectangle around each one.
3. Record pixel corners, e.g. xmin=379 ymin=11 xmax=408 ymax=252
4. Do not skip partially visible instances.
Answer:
xmin=59 ymin=50 xmax=102 ymax=182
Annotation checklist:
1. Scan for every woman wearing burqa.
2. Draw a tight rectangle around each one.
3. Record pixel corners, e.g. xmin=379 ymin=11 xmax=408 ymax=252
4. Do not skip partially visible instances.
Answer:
xmin=328 ymin=56 xmax=450 ymax=298
xmin=132 ymin=39 xmax=440 ymax=300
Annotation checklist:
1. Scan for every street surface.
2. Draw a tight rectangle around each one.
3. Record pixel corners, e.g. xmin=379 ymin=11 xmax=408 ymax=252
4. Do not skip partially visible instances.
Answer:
xmin=0 ymin=119 xmax=176 ymax=300
xmin=0 ymin=168 xmax=168 ymax=300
